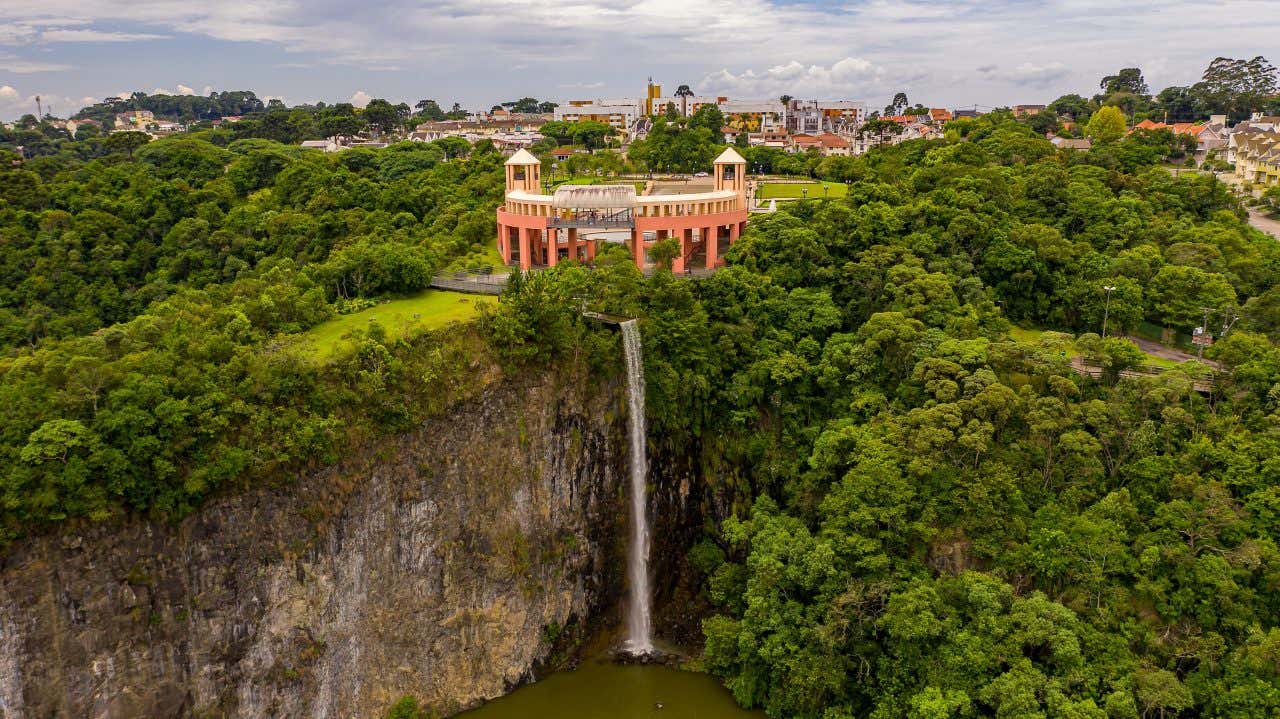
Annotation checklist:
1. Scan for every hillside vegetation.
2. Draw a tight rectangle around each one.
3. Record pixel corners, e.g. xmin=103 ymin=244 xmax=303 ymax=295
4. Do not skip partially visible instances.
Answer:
xmin=4 ymin=108 xmax=1280 ymax=718
xmin=0 ymin=135 xmax=507 ymax=538
xmin=502 ymin=116 xmax=1280 ymax=718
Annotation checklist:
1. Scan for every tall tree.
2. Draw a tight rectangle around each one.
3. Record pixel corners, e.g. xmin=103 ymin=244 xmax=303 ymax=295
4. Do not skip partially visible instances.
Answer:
xmin=1085 ymin=106 xmax=1127 ymax=142
xmin=1194 ymin=56 xmax=1278 ymax=121
xmin=1100 ymin=67 xmax=1149 ymax=96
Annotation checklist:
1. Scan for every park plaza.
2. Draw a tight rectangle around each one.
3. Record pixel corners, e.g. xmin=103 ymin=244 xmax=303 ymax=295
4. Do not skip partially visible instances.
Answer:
xmin=496 ymin=148 xmax=750 ymax=272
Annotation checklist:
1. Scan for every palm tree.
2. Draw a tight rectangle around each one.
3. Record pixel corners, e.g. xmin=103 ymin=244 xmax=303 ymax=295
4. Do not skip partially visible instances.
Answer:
xmin=675 ymin=85 xmax=694 ymax=117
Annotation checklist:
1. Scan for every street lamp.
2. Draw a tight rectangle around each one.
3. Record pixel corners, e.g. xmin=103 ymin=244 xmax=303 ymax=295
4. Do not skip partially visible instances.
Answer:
xmin=1101 ymin=285 xmax=1116 ymax=338
xmin=801 ymin=187 xmax=808 ymax=200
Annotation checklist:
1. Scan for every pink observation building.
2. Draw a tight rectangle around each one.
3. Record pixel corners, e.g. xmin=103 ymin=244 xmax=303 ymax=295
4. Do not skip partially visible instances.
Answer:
xmin=496 ymin=148 xmax=750 ymax=272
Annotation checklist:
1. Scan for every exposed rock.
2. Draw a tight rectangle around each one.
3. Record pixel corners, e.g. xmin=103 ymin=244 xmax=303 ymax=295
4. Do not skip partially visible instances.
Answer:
xmin=0 ymin=373 xmax=628 ymax=719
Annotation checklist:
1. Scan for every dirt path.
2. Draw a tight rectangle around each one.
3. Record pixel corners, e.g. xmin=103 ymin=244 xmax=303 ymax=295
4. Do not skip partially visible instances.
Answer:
xmin=1247 ymin=209 xmax=1280 ymax=239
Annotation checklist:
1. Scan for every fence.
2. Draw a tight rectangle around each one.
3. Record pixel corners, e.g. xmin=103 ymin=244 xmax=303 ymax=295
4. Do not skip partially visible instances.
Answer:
xmin=429 ymin=268 xmax=510 ymax=295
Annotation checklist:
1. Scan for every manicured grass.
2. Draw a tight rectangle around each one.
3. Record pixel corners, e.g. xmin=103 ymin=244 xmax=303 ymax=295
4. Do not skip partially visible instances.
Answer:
xmin=756 ymin=181 xmax=849 ymax=200
xmin=301 ymin=290 xmax=495 ymax=360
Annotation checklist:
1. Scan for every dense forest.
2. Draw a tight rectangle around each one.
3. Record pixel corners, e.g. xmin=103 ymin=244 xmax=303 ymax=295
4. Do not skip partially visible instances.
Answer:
xmin=501 ymin=118 xmax=1280 ymax=717
xmin=4 ymin=104 xmax=1280 ymax=718
xmin=0 ymin=132 xmax=504 ymax=537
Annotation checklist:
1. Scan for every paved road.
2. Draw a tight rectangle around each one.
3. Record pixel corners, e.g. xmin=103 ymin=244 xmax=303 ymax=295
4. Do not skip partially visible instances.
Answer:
xmin=1247 ymin=209 xmax=1280 ymax=239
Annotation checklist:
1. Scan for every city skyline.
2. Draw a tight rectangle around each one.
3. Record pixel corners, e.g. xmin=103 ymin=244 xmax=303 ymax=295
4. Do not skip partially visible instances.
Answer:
xmin=3 ymin=0 xmax=1280 ymax=121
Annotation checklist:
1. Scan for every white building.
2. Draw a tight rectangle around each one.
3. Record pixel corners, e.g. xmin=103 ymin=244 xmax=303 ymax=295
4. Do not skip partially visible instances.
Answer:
xmin=554 ymin=100 xmax=643 ymax=129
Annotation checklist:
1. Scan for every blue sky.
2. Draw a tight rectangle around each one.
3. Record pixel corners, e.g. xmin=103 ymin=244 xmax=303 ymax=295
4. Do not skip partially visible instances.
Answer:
xmin=2 ymin=0 xmax=1279 ymax=121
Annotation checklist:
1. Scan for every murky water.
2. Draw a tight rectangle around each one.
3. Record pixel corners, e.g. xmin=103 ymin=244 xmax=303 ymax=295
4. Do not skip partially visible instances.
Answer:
xmin=454 ymin=658 xmax=762 ymax=719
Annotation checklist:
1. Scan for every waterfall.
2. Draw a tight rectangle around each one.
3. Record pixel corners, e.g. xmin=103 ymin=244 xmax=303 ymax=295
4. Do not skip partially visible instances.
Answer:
xmin=619 ymin=319 xmax=653 ymax=655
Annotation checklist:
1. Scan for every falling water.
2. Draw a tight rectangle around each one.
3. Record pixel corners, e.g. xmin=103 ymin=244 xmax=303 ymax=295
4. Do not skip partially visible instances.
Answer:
xmin=619 ymin=319 xmax=653 ymax=655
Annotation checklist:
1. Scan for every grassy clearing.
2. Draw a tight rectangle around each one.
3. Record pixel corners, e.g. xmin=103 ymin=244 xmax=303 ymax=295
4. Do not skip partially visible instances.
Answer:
xmin=756 ymin=182 xmax=849 ymax=200
xmin=301 ymin=290 xmax=495 ymax=360
xmin=1007 ymin=326 xmax=1080 ymax=357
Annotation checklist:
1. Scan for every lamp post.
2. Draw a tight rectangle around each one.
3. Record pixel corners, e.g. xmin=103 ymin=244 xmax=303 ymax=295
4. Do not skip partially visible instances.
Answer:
xmin=1101 ymin=285 xmax=1116 ymax=338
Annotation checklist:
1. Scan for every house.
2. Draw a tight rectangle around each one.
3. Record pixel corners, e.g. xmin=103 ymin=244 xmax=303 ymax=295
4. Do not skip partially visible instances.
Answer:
xmin=1050 ymin=137 xmax=1092 ymax=150
xmin=789 ymin=134 xmax=823 ymax=153
xmin=751 ymin=130 xmax=791 ymax=149
xmin=1131 ymin=120 xmax=1229 ymax=153
xmin=551 ymin=146 xmax=578 ymax=161
xmin=952 ymin=109 xmax=983 ymax=119
xmin=113 ymin=110 xmax=155 ymax=130
xmin=1012 ymin=105 xmax=1046 ymax=117
xmin=300 ymin=138 xmax=341 ymax=152
xmin=929 ymin=108 xmax=953 ymax=124
xmin=814 ymin=133 xmax=851 ymax=156
xmin=1233 ymin=131 xmax=1280 ymax=187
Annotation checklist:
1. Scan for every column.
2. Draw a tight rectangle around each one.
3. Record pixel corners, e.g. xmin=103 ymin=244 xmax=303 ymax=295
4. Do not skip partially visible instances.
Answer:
xmin=671 ymin=228 xmax=688 ymax=274
xmin=706 ymin=225 xmax=718 ymax=270
xmin=497 ymin=223 xmax=507 ymax=264
xmin=546 ymin=228 xmax=558 ymax=267
xmin=632 ymin=229 xmax=645 ymax=269
xmin=567 ymin=228 xmax=578 ymax=262
xmin=586 ymin=234 xmax=597 ymax=262
xmin=519 ymin=228 xmax=532 ymax=270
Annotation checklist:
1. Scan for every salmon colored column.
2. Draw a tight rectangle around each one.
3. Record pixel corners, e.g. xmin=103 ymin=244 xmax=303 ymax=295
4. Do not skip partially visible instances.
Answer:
xmin=632 ymin=229 xmax=645 ymax=269
xmin=567 ymin=228 xmax=578 ymax=262
xmin=546 ymin=228 xmax=558 ymax=267
xmin=706 ymin=225 xmax=718 ymax=269
xmin=497 ymin=222 xmax=507 ymax=264
xmin=519 ymin=228 xmax=532 ymax=270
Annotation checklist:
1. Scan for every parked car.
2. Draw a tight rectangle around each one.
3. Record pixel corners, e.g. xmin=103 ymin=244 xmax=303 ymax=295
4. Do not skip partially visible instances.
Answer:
xmin=693 ymin=171 xmax=709 ymax=177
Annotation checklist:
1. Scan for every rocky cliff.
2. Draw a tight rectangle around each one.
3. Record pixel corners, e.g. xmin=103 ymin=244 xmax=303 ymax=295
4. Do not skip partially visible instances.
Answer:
xmin=0 ymin=370 xmax=629 ymax=719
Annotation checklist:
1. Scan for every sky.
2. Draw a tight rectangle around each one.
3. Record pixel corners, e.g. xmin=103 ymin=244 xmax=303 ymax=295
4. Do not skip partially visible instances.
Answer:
xmin=1 ymin=0 xmax=1279 ymax=121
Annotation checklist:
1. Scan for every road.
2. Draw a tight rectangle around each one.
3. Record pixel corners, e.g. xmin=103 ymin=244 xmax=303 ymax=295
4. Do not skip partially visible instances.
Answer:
xmin=1248 ymin=209 xmax=1280 ymax=239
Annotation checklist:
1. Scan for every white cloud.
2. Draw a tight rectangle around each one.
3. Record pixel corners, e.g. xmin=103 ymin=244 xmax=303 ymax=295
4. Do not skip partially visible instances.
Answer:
xmin=40 ymin=28 xmax=166 ymax=42
xmin=0 ymin=54 xmax=72 ymax=73
xmin=176 ymin=84 xmax=195 ymax=95
xmin=1 ymin=0 xmax=1279 ymax=115
xmin=703 ymin=58 xmax=889 ymax=98
xmin=349 ymin=90 xmax=371 ymax=108
xmin=0 ymin=85 xmax=81 ymax=120
xmin=978 ymin=62 xmax=1072 ymax=88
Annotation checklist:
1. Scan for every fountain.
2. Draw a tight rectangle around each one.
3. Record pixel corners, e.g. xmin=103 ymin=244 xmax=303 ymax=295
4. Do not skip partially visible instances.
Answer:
xmin=619 ymin=319 xmax=653 ymax=656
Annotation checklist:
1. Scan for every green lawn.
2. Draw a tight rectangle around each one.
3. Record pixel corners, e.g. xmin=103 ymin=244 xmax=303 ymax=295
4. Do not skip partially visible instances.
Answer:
xmin=301 ymin=290 xmax=495 ymax=360
xmin=756 ymin=182 xmax=849 ymax=200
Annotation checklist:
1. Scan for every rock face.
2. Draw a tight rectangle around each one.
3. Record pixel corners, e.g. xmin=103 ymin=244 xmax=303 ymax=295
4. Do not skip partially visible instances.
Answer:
xmin=0 ymin=374 xmax=628 ymax=719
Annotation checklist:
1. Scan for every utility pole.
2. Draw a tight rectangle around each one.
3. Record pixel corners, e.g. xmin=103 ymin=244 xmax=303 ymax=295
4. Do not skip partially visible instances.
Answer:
xmin=1197 ymin=306 xmax=1214 ymax=359
xmin=1101 ymin=285 xmax=1116 ymax=338
xmin=35 ymin=95 xmax=42 ymax=119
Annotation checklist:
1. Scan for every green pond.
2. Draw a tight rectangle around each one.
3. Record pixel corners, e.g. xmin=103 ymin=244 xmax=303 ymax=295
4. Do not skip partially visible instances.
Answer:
xmin=455 ymin=657 xmax=763 ymax=719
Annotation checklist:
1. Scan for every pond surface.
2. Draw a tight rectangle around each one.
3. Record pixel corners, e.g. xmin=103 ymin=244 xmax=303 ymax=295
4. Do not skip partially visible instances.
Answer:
xmin=455 ymin=657 xmax=763 ymax=719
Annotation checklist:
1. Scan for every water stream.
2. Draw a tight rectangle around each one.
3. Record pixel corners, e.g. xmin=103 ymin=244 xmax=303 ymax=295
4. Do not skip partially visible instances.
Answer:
xmin=619 ymin=319 xmax=653 ymax=655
